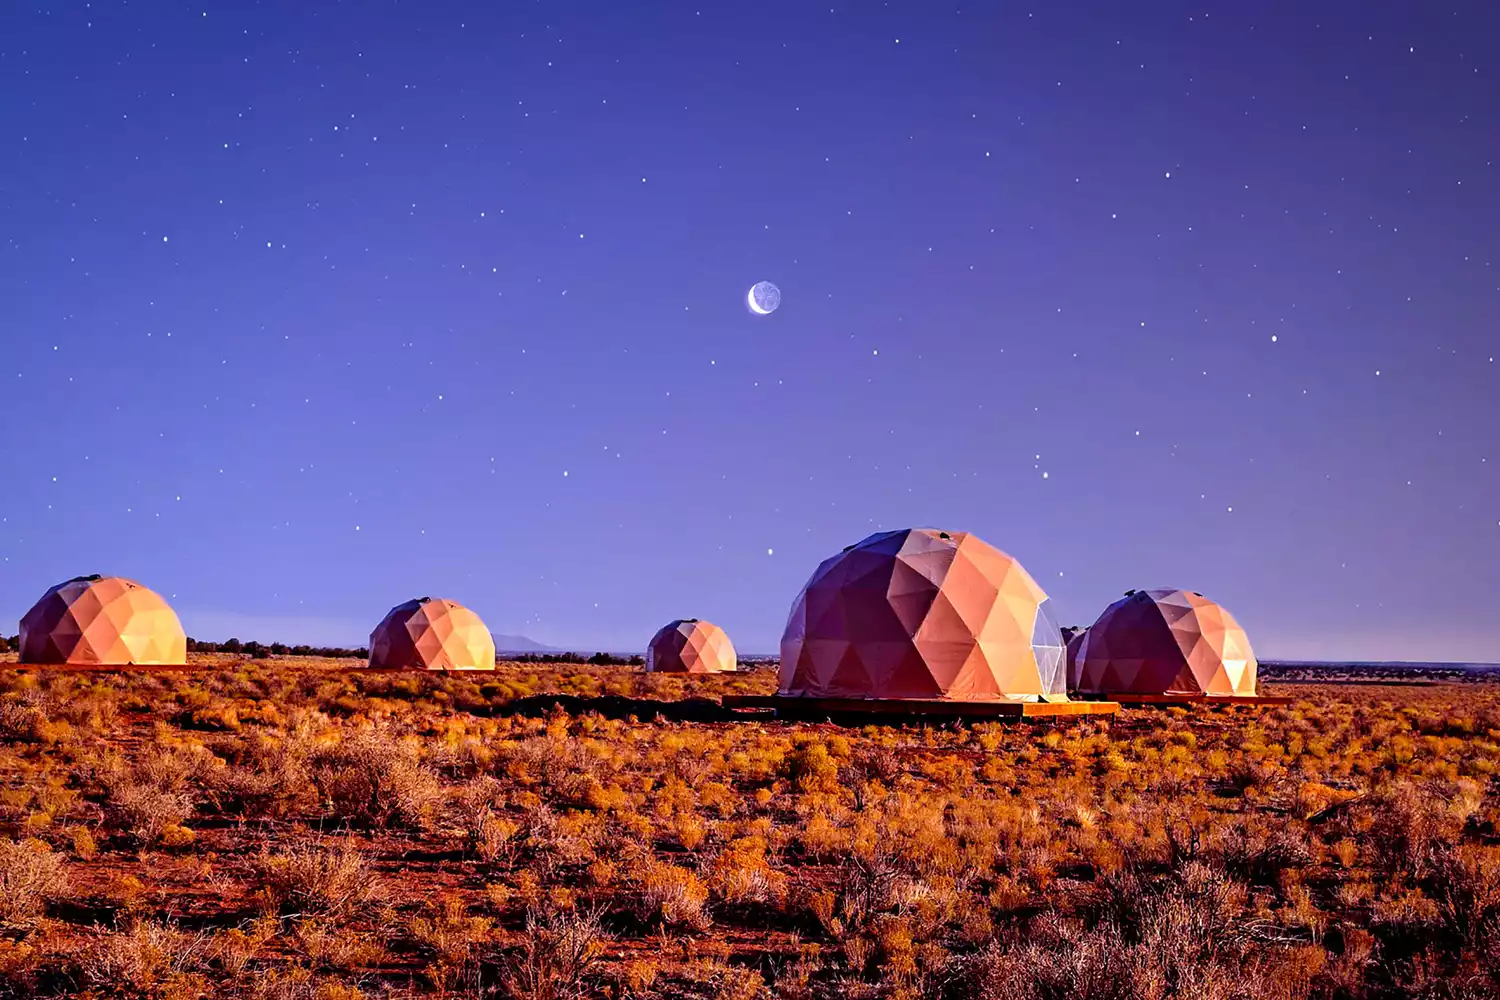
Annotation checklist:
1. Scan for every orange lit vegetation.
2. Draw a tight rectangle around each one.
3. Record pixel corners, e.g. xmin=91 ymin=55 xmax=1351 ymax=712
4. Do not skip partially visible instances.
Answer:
xmin=0 ymin=653 xmax=1496 ymax=998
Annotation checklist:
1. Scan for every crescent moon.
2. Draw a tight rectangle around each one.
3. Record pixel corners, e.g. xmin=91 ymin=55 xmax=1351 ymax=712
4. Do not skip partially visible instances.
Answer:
xmin=747 ymin=286 xmax=769 ymax=315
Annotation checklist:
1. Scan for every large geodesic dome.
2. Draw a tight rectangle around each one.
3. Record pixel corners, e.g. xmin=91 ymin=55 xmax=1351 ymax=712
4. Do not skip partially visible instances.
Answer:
xmin=1068 ymin=589 xmax=1257 ymax=697
xmin=369 ymin=597 xmax=496 ymax=671
xmin=20 ymin=575 xmax=187 ymax=666
xmin=779 ymin=528 xmax=1066 ymax=702
xmin=647 ymin=619 xmax=737 ymax=674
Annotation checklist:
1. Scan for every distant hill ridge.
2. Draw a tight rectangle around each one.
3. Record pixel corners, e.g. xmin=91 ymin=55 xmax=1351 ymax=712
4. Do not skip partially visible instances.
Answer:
xmin=491 ymin=634 xmax=561 ymax=653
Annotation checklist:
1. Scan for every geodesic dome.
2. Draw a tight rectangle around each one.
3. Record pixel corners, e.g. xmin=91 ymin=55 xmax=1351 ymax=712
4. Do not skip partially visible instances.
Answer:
xmin=647 ymin=619 xmax=737 ymax=674
xmin=368 ymin=597 xmax=496 ymax=671
xmin=779 ymin=528 xmax=1066 ymax=702
xmin=1068 ymin=589 xmax=1257 ymax=697
xmin=19 ymin=575 xmax=186 ymax=666
xmin=1065 ymin=629 xmax=1088 ymax=681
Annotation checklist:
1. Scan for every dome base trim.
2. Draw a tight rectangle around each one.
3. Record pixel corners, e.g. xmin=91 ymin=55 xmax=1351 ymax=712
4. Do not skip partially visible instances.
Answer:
xmin=1072 ymin=692 xmax=1292 ymax=707
xmin=724 ymin=694 xmax=1118 ymax=722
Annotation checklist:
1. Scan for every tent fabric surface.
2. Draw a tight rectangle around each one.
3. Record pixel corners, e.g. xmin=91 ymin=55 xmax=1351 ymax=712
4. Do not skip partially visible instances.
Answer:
xmin=779 ymin=528 xmax=1067 ymax=702
xmin=19 ymin=575 xmax=187 ymax=666
xmin=369 ymin=597 xmax=496 ymax=671
xmin=1065 ymin=629 xmax=1089 ymax=682
xmin=646 ymin=619 xmax=737 ymax=674
xmin=1068 ymin=588 xmax=1258 ymax=696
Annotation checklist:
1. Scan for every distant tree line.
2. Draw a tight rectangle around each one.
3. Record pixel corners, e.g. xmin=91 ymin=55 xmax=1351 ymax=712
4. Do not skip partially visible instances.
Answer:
xmin=185 ymin=638 xmax=368 ymax=659
xmin=0 ymin=635 xmax=671 ymax=668
xmin=510 ymin=651 xmax=645 ymax=667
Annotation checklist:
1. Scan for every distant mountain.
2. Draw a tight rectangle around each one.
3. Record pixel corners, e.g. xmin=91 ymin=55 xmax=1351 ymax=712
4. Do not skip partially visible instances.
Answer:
xmin=491 ymin=633 xmax=562 ymax=653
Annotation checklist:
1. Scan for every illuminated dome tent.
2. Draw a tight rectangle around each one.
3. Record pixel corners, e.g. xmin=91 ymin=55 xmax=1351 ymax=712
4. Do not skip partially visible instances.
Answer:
xmin=1069 ymin=589 xmax=1258 ymax=697
xmin=647 ymin=619 xmax=737 ymax=674
xmin=369 ymin=597 xmax=496 ymax=671
xmin=779 ymin=528 xmax=1068 ymax=702
xmin=1065 ymin=629 xmax=1089 ymax=682
xmin=20 ymin=575 xmax=187 ymax=666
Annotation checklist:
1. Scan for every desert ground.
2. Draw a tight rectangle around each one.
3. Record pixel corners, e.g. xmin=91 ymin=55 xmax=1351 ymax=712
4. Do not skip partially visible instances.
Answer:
xmin=0 ymin=654 xmax=1496 ymax=999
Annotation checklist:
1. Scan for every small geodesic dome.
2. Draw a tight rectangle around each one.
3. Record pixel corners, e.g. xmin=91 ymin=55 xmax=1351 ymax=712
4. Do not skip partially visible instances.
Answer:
xmin=1068 ymin=589 xmax=1257 ymax=697
xmin=779 ymin=528 xmax=1066 ymax=702
xmin=368 ymin=597 xmax=496 ymax=670
xmin=647 ymin=619 xmax=737 ymax=674
xmin=20 ymin=575 xmax=187 ymax=666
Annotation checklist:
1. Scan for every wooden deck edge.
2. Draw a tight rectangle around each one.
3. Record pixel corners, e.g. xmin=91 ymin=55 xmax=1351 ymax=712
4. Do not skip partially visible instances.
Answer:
xmin=723 ymin=694 xmax=1119 ymax=720
xmin=1076 ymin=693 xmax=1293 ymax=707
xmin=344 ymin=667 xmax=496 ymax=674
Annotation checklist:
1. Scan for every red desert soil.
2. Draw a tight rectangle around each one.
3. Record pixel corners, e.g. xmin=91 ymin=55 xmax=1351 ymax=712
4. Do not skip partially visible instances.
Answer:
xmin=0 ymin=653 xmax=1497 ymax=999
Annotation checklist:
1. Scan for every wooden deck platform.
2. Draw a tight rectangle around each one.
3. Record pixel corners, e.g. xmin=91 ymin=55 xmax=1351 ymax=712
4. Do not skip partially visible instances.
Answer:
xmin=721 ymin=694 xmax=1119 ymax=722
xmin=1074 ymin=692 xmax=1293 ymax=707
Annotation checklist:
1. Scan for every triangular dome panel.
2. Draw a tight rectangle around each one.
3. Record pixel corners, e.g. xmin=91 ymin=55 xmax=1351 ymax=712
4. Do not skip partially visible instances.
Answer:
xmin=1071 ymin=589 xmax=1258 ymax=696
xmin=369 ymin=598 xmax=496 ymax=671
xmin=19 ymin=576 xmax=186 ymax=667
xmin=779 ymin=529 xmax=1064 ymax=702
xmin=647 ymin=619 xmax=737 ymax=674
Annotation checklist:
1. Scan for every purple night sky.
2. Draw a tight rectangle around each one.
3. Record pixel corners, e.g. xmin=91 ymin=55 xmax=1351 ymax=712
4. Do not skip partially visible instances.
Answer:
xmin=1 ymin=3 xmax=1496 ymax=660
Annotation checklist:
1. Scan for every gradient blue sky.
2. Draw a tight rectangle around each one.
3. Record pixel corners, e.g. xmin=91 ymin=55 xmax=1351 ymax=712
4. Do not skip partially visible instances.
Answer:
xmin=2 ymin=2 xmax=1496 ymax=659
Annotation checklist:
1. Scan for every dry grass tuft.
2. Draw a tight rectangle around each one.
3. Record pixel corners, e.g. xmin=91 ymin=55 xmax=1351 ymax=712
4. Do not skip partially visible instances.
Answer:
xmin=75 ymin=919 xmax=210 ymax=998
xmin=0 ymin=660 xmax=1498 ymax=996
xmin=499 ymin=905 xmax=608 ymax=1000
xmin=253 ymin=840 xmax=378 ymax=917
xmin=310 ymin=728 xmax=442 ymax=830
xmin=0 ymin=837 xmax=65 ymax=929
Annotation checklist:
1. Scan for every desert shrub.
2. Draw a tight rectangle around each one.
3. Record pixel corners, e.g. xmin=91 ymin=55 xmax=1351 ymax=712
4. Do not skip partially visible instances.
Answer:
xmin=856 ymin=743 xmax=903 ymax=786
xmin=5 ymin=663 xmax=1500 ymax=996
xmin=0 ymin=702 xmax=39 ymax=741
xmin=1208 ymin=815 xmax=1315 ymax=884
xmin=634 ymin=859 xmax=711 ymax=929
xmin=253 ymin=840 xmax=377 ymax=917
xmin=409 ymin=894 xmax=494 ymax=987
xmin=956 ymin=926 xmax=1142 ymax=1000
xmin=520 ymin=803 xmax=612 ymax=872
xmin=0 ymin=699 xmax=70 ymax=744
xmin=501 ymin=731 xmax=606 ymax=799
xmin=72 ymin=826 xmax=98 ymax=860
xmin=1077 ymin=866 xmax=1152 ymax=939
xmin=1428 ymin=843 xmax=1500 ymax=947
xmin=709 ymin=836 xmax=788 ymax=907
xmin=1366 ymin=782 xmax=1468 ymax=878
xmin=0 ymin=838 xmax=66 ymax=928
xmin=205 ymin=730 xmax=317 ymax=819
xmin=92 ymin=743 xmax=217 ymax=844
xmin=825 ymin=851 xmax=906 ymax=938
xmin=672 ymin=810 xmax=708 ymax=851
xmin=54 ymin=691 xmax=121 ymax=731
xmin=785 ymin=739 xmax=840 ymax=794
xmin=293 ymin=917 xmax=389 ymax=972
xmin=309 ymin=728 xmax=442 ymax=829
xmin=499 ymin=905 xmax=608 ymax=1000
xmin=0 ymin=939 xmax=42 ymax=997
xmin=457 ymin=776 xmax=520 ymax=863
xmin=210 ymin=764 xmax=301 ymax=819
xmin=956 ymin=869 xmax=1267 ymax=1000
xmin=210 ymin=918 xmax=277 ymax=976
xmin=75 ymin=919 xmax=210 ymax=999
xmin=104 ymin=781 xmax=194 ymax=845
xmin=470 ymin=807 xmax=520 ymax=864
